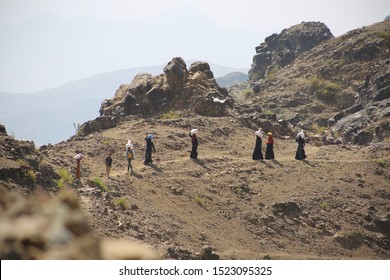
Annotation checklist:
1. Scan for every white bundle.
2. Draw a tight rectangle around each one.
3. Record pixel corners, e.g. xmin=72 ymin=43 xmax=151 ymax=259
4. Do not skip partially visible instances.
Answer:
xmin=126 ymin=140 xmax=134 ymax=150
xmin=297 ymin=131 xmax=305 ymax=139
xmin=255 ymin=129 xmax=263 ymax=137
xmin=191 ymin=128 xmax=198 ymax=136
xmin=74 ymin=153 xmax=83 ymax=160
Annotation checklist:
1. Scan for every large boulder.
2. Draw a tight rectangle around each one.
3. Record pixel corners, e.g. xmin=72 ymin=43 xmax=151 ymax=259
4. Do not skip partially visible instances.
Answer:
xmin=99 ymin=57 xmax=234 ymax=119
xmin=249 ymin=22 xmax=333 ymax=81
xmin=163 ymin=57 xmax=188 ymax=90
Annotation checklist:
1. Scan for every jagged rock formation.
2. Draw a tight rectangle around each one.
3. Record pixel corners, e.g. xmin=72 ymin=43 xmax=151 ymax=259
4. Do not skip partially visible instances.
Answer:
xmin=248 ymin=21 xmax=333 ymax=81
xmin=239 ymin=20 xmax=390 ymax=145
xmin=0 ymin=127 xmax=58 ymax=191
xmin=99 ymin=58 xmax=233 ymax=119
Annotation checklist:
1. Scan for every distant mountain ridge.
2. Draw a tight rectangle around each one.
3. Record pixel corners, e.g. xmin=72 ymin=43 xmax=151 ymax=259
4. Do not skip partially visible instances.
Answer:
xmin=0 ymin=9 xmax=257 ymax=93
xmin=0 ymin=62 xmax=248 ymax=146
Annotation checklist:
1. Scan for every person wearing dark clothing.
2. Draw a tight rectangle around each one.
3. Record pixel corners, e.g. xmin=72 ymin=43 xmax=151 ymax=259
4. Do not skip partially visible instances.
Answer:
xmin=74 ymin=152 xmax=83 ymax=179
xmin=295 ymin=131 xmax=307 ymax=160
xmin=189 ymin=128 xmax=199 ymax=159
xmin=265 ymin=132 xmax=275 ymax=160
xmin=105 ymin=153 xmax=113 ymax=178
xmin=252 ymin=128 xmax=264 ymax=160
xmin=144 ymin=134 xmax=156 ymax=165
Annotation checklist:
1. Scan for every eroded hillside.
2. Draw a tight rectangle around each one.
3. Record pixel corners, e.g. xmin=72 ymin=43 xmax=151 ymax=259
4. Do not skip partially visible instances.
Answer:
xmin=1 ymin=20 xmax=390 ymax=260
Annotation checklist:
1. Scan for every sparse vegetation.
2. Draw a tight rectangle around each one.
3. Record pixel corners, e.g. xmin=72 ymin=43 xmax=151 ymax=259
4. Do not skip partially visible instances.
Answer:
xmin=24 ymin=170 xmax=36 ymax=184
xmin=161 ymin=110 xmax=180 ymax=120
xmin=55 ymin=168 xmax=74 ymax=189
xmin=193 ymin=196 xmax=204 ymax=206
xmin=319 ymin=201 xmax=329 ymax=210
xmin=102 ymin=139 xmax=110 ymax=145
xmin=73 ymin=123 xmax=82 ymax=136
xmin=115 ymin=197 xmax=129 ymax=210
xmin=241 ymin=88 xmax=253 ymax=99
xmin=16 ymin=158 xmax=29 ymax=167
xmin=92 ymin=177 xmax=108 ymax=192
xmin=312 ymin=124 xmax=327 ymax=134
xmin=265 ymin=66 xmax=280 ymax=79
xmin=375 ymin=159 xmax=388 ymax=168
xmin=378 ymin=31 xmax=390 ymax=42
xmin=309 ymin=76 xmax=341 ymax=101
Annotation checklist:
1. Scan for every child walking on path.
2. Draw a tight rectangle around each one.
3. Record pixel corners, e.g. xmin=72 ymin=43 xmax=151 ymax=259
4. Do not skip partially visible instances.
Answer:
xmin=126 ymin=140 xmax=135 ymax=172
xmin=105 ymin=153 xmax=113 ymax=178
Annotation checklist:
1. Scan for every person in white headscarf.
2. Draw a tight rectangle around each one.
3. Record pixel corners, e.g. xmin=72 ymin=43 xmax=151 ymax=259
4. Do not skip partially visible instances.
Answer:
xmin=125 ymin=140 xmax=135 ymax=172
xmin=252 ymin=128 xmax=264 ymax=160
xmin=189 ymin=129 xmax=199 ymax=159
xmin=295 ymin=131 xmax=307 ymax=160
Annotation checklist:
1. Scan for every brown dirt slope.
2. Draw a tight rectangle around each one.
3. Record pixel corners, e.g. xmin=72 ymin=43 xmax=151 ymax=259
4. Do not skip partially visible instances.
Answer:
xmin=39 ymin=111 xmax=390 ymax=259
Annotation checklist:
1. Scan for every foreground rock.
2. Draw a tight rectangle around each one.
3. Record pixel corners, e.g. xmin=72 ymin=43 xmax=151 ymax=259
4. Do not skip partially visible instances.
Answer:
xmin=0 ymin=190 xmax=161 ymax=260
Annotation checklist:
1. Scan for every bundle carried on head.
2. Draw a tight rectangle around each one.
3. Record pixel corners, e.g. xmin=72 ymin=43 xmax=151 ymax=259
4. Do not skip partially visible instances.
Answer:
xmin=255 ymin=128 xmax=263 ymax=137
xmin=190 ymin=129 xmax=198 ymax=136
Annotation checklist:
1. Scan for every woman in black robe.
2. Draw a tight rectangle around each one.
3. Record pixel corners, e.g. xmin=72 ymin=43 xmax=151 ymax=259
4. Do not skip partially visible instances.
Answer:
xmin=252 ymin=129 xmax=264 ymax=160
xmin=295 ymin=131 xmax=307 ymax=160
xmin=189 ymin=129 xmax=198 ymax=159
xmin=144 ymin=134 xmax=156 ymax=165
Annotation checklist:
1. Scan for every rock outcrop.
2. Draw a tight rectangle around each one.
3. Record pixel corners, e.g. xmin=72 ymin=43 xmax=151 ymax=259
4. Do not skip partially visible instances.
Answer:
xmin=248 ymin=21 xmax=333 ymax=81
xmin=0 ymin=125 xmax=59 ymax=192
xmin=0 ymin=190 xmax=161 ymax=259
xmin=241 ymin=20 xmax=389 ymax=145
xmin=99 ymin=58 xmax=233 ymax=118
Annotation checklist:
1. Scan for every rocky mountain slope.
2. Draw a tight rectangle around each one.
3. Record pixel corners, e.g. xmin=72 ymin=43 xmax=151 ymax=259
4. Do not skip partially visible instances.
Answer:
xmin=235 ymin=20 xmax=390 ymax=145
xmin=1 ymin=20 xmax=389 ymax=260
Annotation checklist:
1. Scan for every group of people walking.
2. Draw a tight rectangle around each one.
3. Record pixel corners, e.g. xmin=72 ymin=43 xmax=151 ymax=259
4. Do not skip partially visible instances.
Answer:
xmin=252 ymin=128 xmax=307 ymax=161
xmin=76 ymin=127 xmax=306 ymax=179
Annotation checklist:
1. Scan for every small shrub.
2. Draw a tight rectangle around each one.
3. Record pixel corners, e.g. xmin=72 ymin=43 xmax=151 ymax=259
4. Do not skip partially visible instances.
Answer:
xmin=161 ymin=110 xmax=180 ymax=120
xmin=193 ymin=196 xmax=204 ymax=206
xmin=266 ymin=66 xmax=280 ymax=78
xmin=24 ymin=170 xmax=36 ymax=184
xmin=102 ymin=139 xmax=110 ymax=145
xmin=55 ymin=168 xmax=74 ymax=189
xmin=378 ymin=31 xmax=390 ymax=42
xmin=92 ymin=177 xmax=108 ymax=192
xmin=73 ymin=123 xmax=82 ymax=136
xmin=115 ymin=197 xmax=129 ymax=210
xmin=241 ymin=88 xmax=253 ymax=98
xmin=312 ymin=124 xmax=327 ymax=134
xmin=319 ymin=201 xmax=329 ymax=210
xmin=16 ymin=158 xmax=29 ymax=167
xmin=58 ymin=168 xmax=74 ymax=184
xmin=309 ymin=76 xmax=341 ymax=101
xmin=375 ymin=159 xmax=388 ymax=168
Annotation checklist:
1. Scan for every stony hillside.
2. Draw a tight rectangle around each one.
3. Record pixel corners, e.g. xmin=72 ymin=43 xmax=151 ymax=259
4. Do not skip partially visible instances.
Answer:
xmin=234 ymin=20 xmax=390 ymax=145
xmin=1 ymin=20 xmax=390 ymax=260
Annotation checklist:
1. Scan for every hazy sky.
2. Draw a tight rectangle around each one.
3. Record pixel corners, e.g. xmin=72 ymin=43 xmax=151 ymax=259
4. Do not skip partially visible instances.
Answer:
xmin=1 ymin=0 xmax=388 ymax=35
xmin=0 ymin=0 xmax=389 ymax=92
